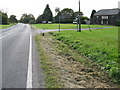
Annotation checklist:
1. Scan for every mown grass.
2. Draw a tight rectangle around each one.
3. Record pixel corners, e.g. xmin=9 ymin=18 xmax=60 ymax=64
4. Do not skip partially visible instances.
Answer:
xmin=35 ymin=34 xmax=62 ymax=88
xmin=33 ymin=24 xmax=114 ymax=30
xmin=49 ymin=27 xmax=120 ymax=83
xmin=0 ymin=23 xmax=17 ymax=29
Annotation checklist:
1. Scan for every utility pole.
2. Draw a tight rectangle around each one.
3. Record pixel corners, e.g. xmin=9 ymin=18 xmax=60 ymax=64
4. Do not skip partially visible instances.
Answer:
xmin=59 ymin=14 xmax=60 ymax=32
xmin=78 ymin=0 xmax=81 ymax=32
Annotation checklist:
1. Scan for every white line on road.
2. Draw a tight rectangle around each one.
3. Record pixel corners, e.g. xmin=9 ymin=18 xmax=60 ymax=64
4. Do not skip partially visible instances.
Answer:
xmin=26 ymin=32 xmax=32 ymax=88
xmin=0 ymin=32 xmax=12 ymax=40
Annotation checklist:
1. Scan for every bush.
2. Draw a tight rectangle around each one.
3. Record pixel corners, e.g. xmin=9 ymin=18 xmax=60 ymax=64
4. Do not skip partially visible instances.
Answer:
xmin=60 ymin=19 xmax=74 ymax=23
xmin=109 ymin=67 xmax=120 ymax=82
xmin=116 ymin=20 xmax=120 ymax=26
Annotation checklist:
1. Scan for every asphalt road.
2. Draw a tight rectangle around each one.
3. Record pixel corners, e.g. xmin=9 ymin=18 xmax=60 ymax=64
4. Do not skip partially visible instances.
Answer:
xmin=1 ymin=23 xmax=44 ymax=88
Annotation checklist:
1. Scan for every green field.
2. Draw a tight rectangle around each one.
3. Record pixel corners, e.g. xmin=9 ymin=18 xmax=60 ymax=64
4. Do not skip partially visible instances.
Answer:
xmin=0 ymin=23 xmax=17 ymax=29
xmin=50 ymin=27 xmax=120 ymax=82
xmin=33 ymin=24 xmax=113 ymax=30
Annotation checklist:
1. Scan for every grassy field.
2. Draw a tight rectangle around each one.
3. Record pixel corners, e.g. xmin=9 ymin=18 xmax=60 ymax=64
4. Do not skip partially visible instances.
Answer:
xmin=0 ymin=23 xmax=17 ymax=29
xmin=49 ymin=27 xmax=120 ymax=83
xmin=33 ymin=24 xmax=114 ymax=30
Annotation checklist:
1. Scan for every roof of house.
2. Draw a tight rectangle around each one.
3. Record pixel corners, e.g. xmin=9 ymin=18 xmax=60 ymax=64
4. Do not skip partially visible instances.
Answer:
xmin=94 ymin=8 xmax=120 ymax=16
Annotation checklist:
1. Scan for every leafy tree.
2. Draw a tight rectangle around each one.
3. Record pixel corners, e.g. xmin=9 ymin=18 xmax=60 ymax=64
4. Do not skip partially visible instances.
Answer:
xmin=42 ymin=4 xmax=53 ymax=22
xmin=28 ymin=14 xmax=35 ymax=24
xmin=0 ymin=11 xmax=9 ymax=24
xmin=55 ymin=8 xmax=75 ymax=23
xmin=20 ymin=13 xmax=35 ymax=24
xmin=19 ymin=13 xmax=28 ymax=23
xmin=74 ymin=11 xmax=83 ymax=18
xmin=80 ymin=16 xmax=89 ymax=24
xmin=73 ymin=11 xmax=89 ymax=24
xmin=9 ymin=15 xmax=18 ymax=23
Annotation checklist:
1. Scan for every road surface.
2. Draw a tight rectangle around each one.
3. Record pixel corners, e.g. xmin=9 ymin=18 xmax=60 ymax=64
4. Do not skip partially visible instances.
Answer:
xmin=1 ymin=23 xmax=44 ymax=88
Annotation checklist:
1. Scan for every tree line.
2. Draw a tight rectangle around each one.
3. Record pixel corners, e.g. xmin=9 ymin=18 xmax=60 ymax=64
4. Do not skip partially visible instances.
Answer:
xmin=0 ymin=11 xmax=18 ymax=24
xmin=0 ymin=4 xmax=92 ymax=24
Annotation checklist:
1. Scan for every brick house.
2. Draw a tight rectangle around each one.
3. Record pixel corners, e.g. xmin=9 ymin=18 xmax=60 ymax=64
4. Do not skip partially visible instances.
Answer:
xmin=90 ymin=8 xmax=120 ymax=25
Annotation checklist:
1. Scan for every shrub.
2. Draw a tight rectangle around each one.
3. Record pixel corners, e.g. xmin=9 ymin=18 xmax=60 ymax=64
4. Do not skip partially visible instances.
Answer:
xmin=116 ymin=20 xmax=120 ymax=26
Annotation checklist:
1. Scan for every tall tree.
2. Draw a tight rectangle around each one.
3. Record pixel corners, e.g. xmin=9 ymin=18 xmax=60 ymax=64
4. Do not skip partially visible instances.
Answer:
xmin=36 ymin=15 xmax=43 ymax=23
xmin=9 ymin=15 xmax=18 ymax=23
xmin=0 ymin=11 xmax=9 ymax=24
xmin=42 ymin=4 xmax=53 ymax=22
xmin=90 ymin=10 xmax=96 ymax=19
xmin=90 ymin=10 xmax=96 ymax=24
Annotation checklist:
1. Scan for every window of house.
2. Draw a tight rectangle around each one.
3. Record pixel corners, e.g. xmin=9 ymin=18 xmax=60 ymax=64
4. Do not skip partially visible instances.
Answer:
xmin=102 ymin=16 xmax=108 ymax=19
xmin=96 ymin=16 xmax=99 ymax=18
xmin=111 ymin=15 xmax=114 ymax=18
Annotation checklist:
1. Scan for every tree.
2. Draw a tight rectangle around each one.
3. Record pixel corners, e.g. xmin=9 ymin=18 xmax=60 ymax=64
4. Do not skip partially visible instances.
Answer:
xmin=20 ymin=13 xmax=35 ymax=24
xmin=28 ymin=14 xmax=35 ymax=24
xmin=55 ymin=8 xmax=75 ymax=23
xmin=0 ymin=11 xmax=9 ymax=24
xmin=90 ymin=10 xmax=96 ymax=19
xmin=36 ymin=15 xmax=43 ymax=23
xmin=42 ymin=4 xmax=53 ymax=22
xmin=81 ymin=16 xmax=89 ymax=24
xmin=53 ymin=7 xmax=60 ymax=23
xmin=54 ymin=12 xmax=61 ymax=23
xmin=9 ymin=15 xmax=18 ymax=23
xmin=90 ymin=10 xmax=96 ymax=24
xmin=55 ymin=7 xmax=60 ymax=14
xmin=19 ymin=13 xmax=28 ymax=23
xmin=74 ymin=11 xmax=83 ymax=18
xmin=73 ymin=11 xmax=89 ymax=24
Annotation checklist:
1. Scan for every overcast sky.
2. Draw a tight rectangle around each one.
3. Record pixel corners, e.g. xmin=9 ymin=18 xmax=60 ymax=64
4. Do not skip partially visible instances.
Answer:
xmin=0 ymin=0 xmax=119 ymax=20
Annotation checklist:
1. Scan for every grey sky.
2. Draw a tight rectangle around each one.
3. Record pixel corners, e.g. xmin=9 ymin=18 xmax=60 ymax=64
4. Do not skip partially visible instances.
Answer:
xmin=0 ymin=0 xmax=119 ymax=20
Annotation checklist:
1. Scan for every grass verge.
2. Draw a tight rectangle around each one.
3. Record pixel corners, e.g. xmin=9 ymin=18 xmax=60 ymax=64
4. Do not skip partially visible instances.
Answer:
xmin=0 ymin=23 xmax=17 ymax=29
xmin=35 ymin=31 xmax=119 ymax=88
xmin=49 ymin=27 xmax=120 ymax=83
xmin=35 ymin=34 xmax=62 ymax=88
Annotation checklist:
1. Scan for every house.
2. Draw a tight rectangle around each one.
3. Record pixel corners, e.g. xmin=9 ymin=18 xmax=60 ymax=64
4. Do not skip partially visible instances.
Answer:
xmin=90 ymin=8 xmax=120 ymax=25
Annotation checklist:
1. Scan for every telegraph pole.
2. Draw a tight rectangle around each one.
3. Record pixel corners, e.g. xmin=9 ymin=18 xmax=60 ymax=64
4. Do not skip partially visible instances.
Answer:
xmin=78 ymin=0 xmax=81 ymax=32
xmin=59 ymin=14 xmax=60 ymax=32
xmin=58 ymin=8 xmax=60 ymax=32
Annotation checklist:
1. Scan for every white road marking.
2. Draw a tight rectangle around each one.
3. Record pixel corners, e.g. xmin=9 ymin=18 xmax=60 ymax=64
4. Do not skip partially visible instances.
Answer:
xmin=0 ymin=24 xmax=21 ymax=40
xmin=26 ymin=33 xmax=32 ymax=88
xmin=0 ymin=32 xmax=12 ymax=40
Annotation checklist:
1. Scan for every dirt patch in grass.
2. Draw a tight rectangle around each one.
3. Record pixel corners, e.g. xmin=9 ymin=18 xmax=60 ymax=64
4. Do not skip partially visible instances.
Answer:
xmin=36 ymin=32 xmax=119 ymax=88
